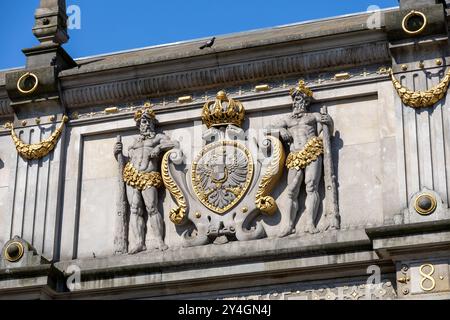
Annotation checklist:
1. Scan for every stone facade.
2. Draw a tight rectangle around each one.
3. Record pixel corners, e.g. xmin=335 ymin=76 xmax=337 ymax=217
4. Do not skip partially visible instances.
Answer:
xmin=0 ymin=0 xmax=449 ymax=300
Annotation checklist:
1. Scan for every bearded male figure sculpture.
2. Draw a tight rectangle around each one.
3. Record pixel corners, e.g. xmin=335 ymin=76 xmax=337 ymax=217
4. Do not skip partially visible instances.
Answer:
xmin=268 ymin=81 xmax=340 ymax=237
xmin=113 ymin=106 xmax=178 ymax=254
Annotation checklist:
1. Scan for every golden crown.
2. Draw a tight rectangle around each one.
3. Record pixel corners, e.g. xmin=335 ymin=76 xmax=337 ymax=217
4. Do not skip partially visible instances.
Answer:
xmin=290 ymin=80 xmax=313 ymax=98
xmin=134 ymin=103 xmax=156 ymax=123
xmin=202 ymin=91 xmax=245 ymax=128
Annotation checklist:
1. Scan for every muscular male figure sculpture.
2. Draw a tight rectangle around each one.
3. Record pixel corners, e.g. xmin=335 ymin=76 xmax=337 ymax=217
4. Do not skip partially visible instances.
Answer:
xmin=114 ymin=107 xmax=177 ymax=253
xmin=268 ymin=82 xmax=333 ymax=237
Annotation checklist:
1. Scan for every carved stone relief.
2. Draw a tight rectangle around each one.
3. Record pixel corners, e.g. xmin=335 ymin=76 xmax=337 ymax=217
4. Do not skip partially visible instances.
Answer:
xmin=114 ymin=82 xmax=340 ymax=252
xmin=220 ymin=280 xmax=397 ymax=300
xmin=162 ymin=91 xmax=285 ymax=247
xmin=267 ymin=81 xmax=340 ymax=236
xmin=113 ymin=105 xmax=178 ymax=254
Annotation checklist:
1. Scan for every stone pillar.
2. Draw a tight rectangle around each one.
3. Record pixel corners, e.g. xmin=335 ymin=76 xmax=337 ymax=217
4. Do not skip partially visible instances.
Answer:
xmin=2 ymin=0 xmax=76 ymax=261
xmin=385 ymin=0 xmax=450 ymax=220
xmin=370 ymin=1 xmax=450 ymax=299
xmin=33 ymin=0 xmax=69 ymax=46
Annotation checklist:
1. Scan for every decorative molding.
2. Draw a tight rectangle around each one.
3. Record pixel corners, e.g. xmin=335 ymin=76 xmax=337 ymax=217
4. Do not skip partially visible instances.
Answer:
xmin=0 ymin=98 xmax=12 ymax=117
xmin=0 ymin=42 xmax=390 ymax=119
xmin=60 ymin=42 xmax=390 ymax=109
xmin=65 ymin=64 xmax=388 ymax=123
xmin=221 ymin=280 xmax=397 ymax=300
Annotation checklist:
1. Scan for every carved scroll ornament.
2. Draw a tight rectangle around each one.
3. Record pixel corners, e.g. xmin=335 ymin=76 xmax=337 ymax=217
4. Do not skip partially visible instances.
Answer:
xmin=4 ymin=116 xmax=68 ymax=160
xmin=162 ymin=149 xmax=188 ymax=225
xmin=391 ymin=69 xmax=450 ymax=108
xmin=255 ymin=135 xmax=286 ymax=215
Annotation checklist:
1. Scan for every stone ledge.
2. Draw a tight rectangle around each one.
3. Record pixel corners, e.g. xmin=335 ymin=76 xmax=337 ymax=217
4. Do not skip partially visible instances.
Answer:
xmin=366 ymin=219 xmax=450 ymax=238
xmin=366 ymin=220 xmax=450 ymax=260
xmin=59 ymin=41 xmax=389 ymax=109
xmin=55 ymin=228 xmax=373 ymax=277
xmin=0 ymin=265 xmax=52 ymax=280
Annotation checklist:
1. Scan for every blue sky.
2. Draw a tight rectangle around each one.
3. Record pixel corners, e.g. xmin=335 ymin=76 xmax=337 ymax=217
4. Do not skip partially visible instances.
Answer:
xmin=0 ymin=0 xmax=398 ymax=70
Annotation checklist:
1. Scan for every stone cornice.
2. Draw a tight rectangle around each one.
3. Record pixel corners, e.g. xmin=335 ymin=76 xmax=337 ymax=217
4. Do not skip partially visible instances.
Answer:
xmin=0 ymin=11 xmax=394 ymax=116
xmin=60 ymin=41 xmax=389 ymax=109
xmin=0 ymin=97 xmax=12 ymax=117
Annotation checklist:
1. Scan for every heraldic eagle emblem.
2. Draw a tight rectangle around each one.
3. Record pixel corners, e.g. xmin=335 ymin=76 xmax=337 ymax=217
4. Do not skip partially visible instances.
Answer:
xmin=161 ymin=91 xmax=285 ymax=247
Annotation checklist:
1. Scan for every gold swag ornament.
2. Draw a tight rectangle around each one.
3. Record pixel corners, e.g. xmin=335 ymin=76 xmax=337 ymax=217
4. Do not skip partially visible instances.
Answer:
xmin=391 ymin=68 xmax=450 ymax=108
xmin=286 ymin=137 xmax=324 ymax=170
xmin=5 ymin=116 xmax=69 ymax=160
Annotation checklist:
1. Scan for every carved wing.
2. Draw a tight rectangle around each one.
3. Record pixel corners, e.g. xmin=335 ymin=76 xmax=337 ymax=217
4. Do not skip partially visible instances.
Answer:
xmin=225 ymin=152 xmax=248 ymax=187
xmin=196 ymin=161 xmax=214 ymax=189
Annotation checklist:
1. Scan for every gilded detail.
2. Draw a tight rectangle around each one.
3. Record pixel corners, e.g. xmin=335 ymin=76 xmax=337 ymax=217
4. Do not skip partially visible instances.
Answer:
xmin=289 ymin=80 xmax=313 ymax=98
xmin=202 ymin=91 xmax=245 ymax=128
xmin=391 ymin=69 xmax=450 ymax=108
xmin=191 ymin=141 xmax=254 ymax=214
xmin=285 ymin=137 xmax=324 ymax=170
xmin=5 ymin=116 xmax=68 ymax=160
xmin=255 ymin=136 xmax=286 ymax=215
xmin=122 ymin=162 xmax=163 ymax=191
xmin=162 ymin=151 xmax=187 ymax=225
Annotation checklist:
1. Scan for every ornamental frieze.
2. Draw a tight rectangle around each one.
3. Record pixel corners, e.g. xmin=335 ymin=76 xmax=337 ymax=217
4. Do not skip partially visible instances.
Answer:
xmin=56 ymin=64 xmax=388 ymax=124
xmin=161 ymin=90 xmax=286 ymax=247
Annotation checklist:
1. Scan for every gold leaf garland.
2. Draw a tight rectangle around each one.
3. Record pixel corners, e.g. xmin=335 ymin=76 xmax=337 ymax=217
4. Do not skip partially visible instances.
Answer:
xmin=286 ymin=137 xmax=324 ymax=170
xmin=5 ymin=116 xmax=68 ymax=160
xmin=391 ymin=69 xmax=450 ymax=108
xmin=122 ymin=162 xmax=163 ymax=191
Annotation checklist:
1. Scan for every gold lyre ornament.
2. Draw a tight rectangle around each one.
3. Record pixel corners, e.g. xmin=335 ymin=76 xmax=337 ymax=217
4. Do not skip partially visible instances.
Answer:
xmin=201 ymin=91 xmax=245 ymax=128
xmin=4 ymin=116 xmax=69 ymax=160
xmin=290 ymin=80 xmax=314 ymax=98
xmin=391 ymin=68 xmax=450 ymax=108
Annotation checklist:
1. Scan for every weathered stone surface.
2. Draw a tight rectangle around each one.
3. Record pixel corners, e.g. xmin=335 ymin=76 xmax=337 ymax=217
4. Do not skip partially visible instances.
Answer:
xmin=1 ymin=0 xmax=450 ymax=300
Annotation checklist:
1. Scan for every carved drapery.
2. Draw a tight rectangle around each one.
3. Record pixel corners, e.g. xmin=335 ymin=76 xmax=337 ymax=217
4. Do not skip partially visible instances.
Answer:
xmin=255 ymin=136 xmax=286 ymax=215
